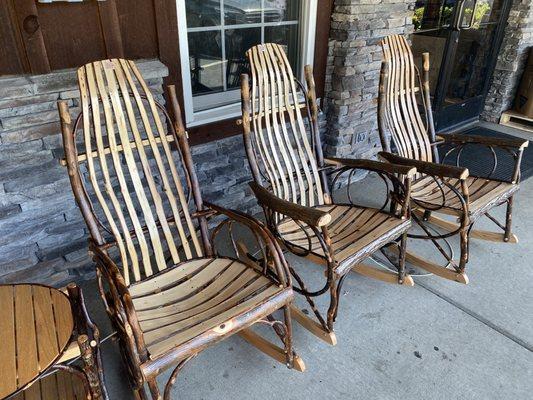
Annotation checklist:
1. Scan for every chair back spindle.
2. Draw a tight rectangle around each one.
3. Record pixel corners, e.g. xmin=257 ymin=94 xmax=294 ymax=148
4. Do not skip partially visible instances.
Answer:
xmin=379 ymin=35 xmax=434 ymax=163
xmin=61 ymin=59 xmax=204 ymax=286
xmin=243 ymin=43 xmax=326 ymax=213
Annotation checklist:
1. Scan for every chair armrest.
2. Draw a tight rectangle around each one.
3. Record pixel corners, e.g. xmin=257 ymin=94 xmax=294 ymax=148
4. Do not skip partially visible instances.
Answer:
xmin=437 ymin=133 xmax=529 ymax=150
xmin=324 ymin=157 xmax=417 ymax=178
xmin=249 ymin=181 xmax=332 ymax=227
xmin=204 ymin=201 xmax=291 ymax=287
xmin=378 ymin=151 xmax=469 ymax=180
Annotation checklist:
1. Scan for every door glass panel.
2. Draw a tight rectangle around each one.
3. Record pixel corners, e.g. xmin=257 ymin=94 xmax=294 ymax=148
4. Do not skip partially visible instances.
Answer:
xmin=413 ymin=0 xmax=457 ymax=31
xmin=444 ymin=24 xmax=497 ymax=105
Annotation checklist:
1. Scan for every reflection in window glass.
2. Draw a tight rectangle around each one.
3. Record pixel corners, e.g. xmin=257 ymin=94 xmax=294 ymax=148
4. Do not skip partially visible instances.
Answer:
xmin=186 ymin=0 xmax=220 ymax=28
xmin=265 ymin=24 xmax=299 ymax=69
xmin=264 ymin=0 xmax=300 ymax=22
xmin=225 ymin=28 xmax=262 ymax=89
xmin=224 ymin=0 xmax=262 ymax=24
xmin=188 ymin=31 xmax=223 ymax=95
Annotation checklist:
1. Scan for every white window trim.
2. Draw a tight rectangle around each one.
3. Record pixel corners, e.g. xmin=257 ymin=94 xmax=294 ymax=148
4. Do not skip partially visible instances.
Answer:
xmin=176 ymin=0 xmax=318 ymax=127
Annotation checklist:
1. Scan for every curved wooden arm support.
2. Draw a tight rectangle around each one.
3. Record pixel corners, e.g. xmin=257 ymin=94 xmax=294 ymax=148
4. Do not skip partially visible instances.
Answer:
xmin=379 ymin=151 xmax=469 ymax=180
xmin=437 ymin=133 xmax=529 ymax=150
xmin=249 ymin=181 xmax=332 ymax=227
xmin=325 ymin=157 xmax=417 ymax=178
xmin=89 ymin=243 xmax=150 ymax=365
xmin=204 ymin=201 xmax=292 ymax=287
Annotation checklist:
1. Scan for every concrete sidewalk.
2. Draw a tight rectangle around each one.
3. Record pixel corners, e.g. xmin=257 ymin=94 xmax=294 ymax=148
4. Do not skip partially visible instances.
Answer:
xmin=81 ymin=158 xmax=533 ymax=400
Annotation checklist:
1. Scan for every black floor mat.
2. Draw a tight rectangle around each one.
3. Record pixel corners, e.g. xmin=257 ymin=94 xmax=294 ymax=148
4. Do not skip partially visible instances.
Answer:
xmin=438 ymin=126 xmax=533 ymax=181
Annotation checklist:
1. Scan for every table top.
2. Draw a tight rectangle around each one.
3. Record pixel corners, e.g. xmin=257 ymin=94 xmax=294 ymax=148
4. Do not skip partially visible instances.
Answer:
xmin=0 ymin=284 xmax=74 ymax=399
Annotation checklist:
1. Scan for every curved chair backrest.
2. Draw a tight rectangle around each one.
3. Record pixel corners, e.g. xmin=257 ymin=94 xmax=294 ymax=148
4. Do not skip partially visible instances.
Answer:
xmin=242 ymin=43 xmax=327 ymax=210
xmin=379 ymin=34 xmax=435 ymax=163
xmin=61 ymin=59 xmax=206 ymax=286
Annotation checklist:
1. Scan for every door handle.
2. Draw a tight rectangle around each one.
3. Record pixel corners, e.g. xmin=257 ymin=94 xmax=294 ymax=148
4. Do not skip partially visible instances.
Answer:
xmin=452 ymin=0 xmax=466 ymax=31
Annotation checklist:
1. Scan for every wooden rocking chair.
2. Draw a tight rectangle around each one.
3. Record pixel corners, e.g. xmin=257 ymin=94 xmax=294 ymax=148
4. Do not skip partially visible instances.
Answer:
xmin=240 ymin=43 xmax=417 ymax=345
xmin=59 ymin=58 xmax=303 ymax=400
xmin=378 ymin=34 xmax=529 ymax=283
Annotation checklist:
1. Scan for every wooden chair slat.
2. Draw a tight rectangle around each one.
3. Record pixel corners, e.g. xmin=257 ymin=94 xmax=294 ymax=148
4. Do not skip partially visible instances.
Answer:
xmin=49 ymin=289 xmax=74 ymax=347
xmin=33 ymin=288 xmax=60 ymax=371
xmin=84 ymin=62 xmax=140 ymax=283
xmin=0 ymin=286 xmax=17 ymax=397
xmin=117 ymin=59 xmax=193 ymax=262
xmin=98 ymin=59 xmax=163 ymax=276
xmin=127 ymin=60 xmax=203 ymax=259
xmin=77 ymin=59 xmax=205 ymax=285
xmin=15 ymin=285 xmax=39 ymax=386
xmin=247 ymin=44 xmax=324 ymax=209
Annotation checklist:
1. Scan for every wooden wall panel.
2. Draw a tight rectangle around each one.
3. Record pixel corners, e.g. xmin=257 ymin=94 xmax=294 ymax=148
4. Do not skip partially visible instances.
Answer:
xmin=37 ymin=2 xmax=106 ymax=70
xmin=116 ymin=0 xmax=159 ymax=59
xmin=0 ymin=2 xmax=26 ymax=75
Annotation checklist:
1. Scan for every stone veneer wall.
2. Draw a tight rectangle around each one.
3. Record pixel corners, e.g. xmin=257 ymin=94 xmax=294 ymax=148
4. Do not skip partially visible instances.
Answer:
xmin=0 ymin=60 xmax=258 ymax=285
xmin=482 ymin=0 xmax=533 ymax=122
xmin=324 ymin=0 xmax=415 ymax=160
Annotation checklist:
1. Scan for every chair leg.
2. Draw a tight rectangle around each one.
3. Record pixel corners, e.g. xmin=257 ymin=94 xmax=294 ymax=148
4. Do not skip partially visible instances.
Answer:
xmin=458 ymin=226 xmax=470 ymax=272
xmin=148 ymin=379 xmax=161 ymax=400
xmin=282 ymin=306 xmax=295 ymax=368
xmin=397 ymin=232 xmax=407 ymax=284
xmin=504 ymin=196 xmax=514 ymax=242
xmin=326 ymin=275 xmax=342 ymax=332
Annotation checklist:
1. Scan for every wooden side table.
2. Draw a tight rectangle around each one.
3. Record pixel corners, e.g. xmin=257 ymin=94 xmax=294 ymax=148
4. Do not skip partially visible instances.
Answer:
xmin=0 ymin=284 xmax=107 ymax=400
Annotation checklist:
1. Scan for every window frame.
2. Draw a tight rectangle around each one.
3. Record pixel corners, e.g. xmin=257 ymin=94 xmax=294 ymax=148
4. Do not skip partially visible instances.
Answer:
xmin=176 ymin=0 xmax=318 ymax=127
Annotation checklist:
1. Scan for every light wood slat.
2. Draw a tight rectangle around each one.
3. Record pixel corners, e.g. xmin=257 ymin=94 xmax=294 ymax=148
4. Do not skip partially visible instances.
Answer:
xmin=15 ymin=285 xmax=39 ymax=388
xmin=412 ymin=176 xmax=516 ymax=215
xmin=146 ymin=285 xmax=282 ymax=356
xmin=59 ymin=134 xmax=176 ymax=165
xmin=84 ymin=62 xmax=139 ymax=284
xmin=117 ymin=59 xmax=193 ymax=261
xmin=137 ymin=268 xmax=260 ymax=321
xmin=101 ymin=59 xmax=167 ymax=274
xmin=129 ymin=258 xmax=210 ymax=298
xmin=277 ymin=205 xmax=407 ymax=266
xmin=238 ymin=328 xmax=306 ymax=372
xmin=49 ymin=289 xmax=74 ymax=347
xmin=33 ymin=288 xmax=59 ymax=371
xmin=110 ymin=59 xmax=180 ymax=266
xmin=132 ymin=259 xmax=238 ymax=310
xmin=0 ymin=285 xmax=17 ymax=398
xmin=381 ymin=35 xmax=433 ymax=165
xmin=127 ymin=60 xmax=203 ymax=258
xmin=272 ymin=44 xmax=325 ymax=205
xmin=250 ymin=49 xmax=287 ymax=202
xmin=247 ymin=43 xmax=324 ymax=210
xmin=140 ymin=277 xmax=269 ymax=331
xmin=93 ymin=60 xmax=155 ymax=277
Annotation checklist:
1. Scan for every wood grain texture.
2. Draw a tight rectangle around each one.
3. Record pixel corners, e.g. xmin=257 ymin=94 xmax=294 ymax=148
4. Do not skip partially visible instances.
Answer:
xmin=10 ymin=370 xmax=87 ymax=400
xmin=130 ymin=258 xmax=287 ymax=358
xmin=0 ymin=285 xmax=73 ymax=399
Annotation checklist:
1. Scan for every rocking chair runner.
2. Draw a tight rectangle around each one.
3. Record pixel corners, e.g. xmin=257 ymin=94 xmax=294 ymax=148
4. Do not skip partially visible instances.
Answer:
xmin=59 ymin=58 xmax=303 ymax=400
xmin=240 ymin=43 xmax=417 ymax=344
xmin=378 ymin=34 xmax=529 ymax=283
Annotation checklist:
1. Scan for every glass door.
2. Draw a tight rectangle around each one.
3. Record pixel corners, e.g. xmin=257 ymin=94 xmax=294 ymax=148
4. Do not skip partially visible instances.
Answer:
xmin=412 ymin=0 xmax=512 ymax=131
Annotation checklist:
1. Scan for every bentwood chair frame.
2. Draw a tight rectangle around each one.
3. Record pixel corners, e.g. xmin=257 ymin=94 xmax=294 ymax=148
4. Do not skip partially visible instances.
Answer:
xmin=5 ymin=283 xmax=108 ymax=400
xmin=59 ymin=58 xmax=302 ymax=400
xmin=378 ymin=34 xmax=529 ymax=283
xmin=240 ymin=43 xmax=417 ymax=345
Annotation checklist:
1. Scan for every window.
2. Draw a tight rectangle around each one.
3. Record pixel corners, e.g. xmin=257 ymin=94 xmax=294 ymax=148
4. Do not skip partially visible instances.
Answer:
xmin=177 ymin=0 xmax=318 ymax=126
